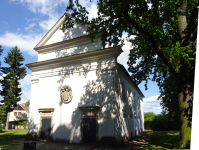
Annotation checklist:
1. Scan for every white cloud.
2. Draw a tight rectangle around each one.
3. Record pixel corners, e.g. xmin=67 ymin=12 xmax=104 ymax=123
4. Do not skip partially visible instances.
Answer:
xmin=117 ymin=34 xmax=136 ymax=70
xmin=143 ymin=95 xmax=162 ymax=114
xmin=144 ymin=95 xmax=160 ymax=102
xmin=2 ymin=21 xmax=8 ymax=25
xmin=10 ymin=0 xmax=67 ymax=31
xmin=25 ymin=23 xmax=35 ymax=30
xmin=87 ymin=3 xmax=98 ymax=20
xmin=39 ymin=16 xmax=59 ymax=31
xmin=19 ymin=74 xmax=31 ymax=103
xmin=0 ymin=32 xmax=42 ymax=56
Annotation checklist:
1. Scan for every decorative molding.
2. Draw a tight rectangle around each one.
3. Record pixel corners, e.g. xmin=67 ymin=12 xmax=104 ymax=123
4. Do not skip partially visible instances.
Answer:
xmin=40 ymin=40 xmax=98 ymax=54
xmin=38 ymin=108 xmax=55 ymax=112
xmin=79 ymin=106 xmax=100 ymax=117
xmin=31 ymin=78 xmax=39 ymax=84
xmin=25 ymin=46 xmax=122 ymax=72
xmin=60 ymin=84 xmax=73 ymax=104
xmin=78 ymin=106 xmax=100 ymax=143
xmin=29 ymin=62 xmax=116 ymax=79
xmin=38 ymin=108 xmax=54 ymax=140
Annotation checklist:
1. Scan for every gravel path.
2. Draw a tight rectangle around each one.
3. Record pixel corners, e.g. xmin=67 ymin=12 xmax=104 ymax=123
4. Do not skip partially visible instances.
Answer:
xmin=3 ymin=130 xmax=153 ymax=150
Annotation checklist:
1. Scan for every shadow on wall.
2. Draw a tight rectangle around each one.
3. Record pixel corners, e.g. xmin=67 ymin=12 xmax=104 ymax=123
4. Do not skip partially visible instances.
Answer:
xmin=51 ymin=55 xmax=135 ymax=144
xmin=54 ymin=22 xmax=101 ymax=59
xmin=62 ymin=22 xmax=87 ymax=41
xmin=15 ymin=112 xmax=28 ymax=121
xmin=28 ymin=116 xmax=39 ymax=133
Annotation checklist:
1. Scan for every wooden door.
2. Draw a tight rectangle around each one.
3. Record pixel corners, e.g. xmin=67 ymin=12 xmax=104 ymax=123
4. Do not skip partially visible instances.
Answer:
xmin=40 ymin=118 xmax=51 ymax=140
xmin=82 ymin=118 xmax=96 ymax=143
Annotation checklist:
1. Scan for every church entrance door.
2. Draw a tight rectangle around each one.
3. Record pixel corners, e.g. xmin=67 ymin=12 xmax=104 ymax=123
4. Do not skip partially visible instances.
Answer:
xmin=40 ymin=118 xmax=51 ymax=140
xmin=82 ymin=118 xmax=96 ymax=143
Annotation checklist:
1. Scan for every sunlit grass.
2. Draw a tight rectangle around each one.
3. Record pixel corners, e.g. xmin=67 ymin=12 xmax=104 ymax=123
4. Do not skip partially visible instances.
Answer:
xmin=0 ymin=129 xmax=28 ymax=148
xmin=142 ymin=131 xmax=180 ymax=150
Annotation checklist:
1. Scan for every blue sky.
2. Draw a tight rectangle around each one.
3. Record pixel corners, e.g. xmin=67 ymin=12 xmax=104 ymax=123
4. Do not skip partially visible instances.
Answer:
xmin=0 ymin=0 xmax=162 ymax=114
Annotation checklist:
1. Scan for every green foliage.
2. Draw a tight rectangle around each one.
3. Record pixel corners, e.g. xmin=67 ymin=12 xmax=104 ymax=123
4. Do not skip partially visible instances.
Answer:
xmin=144 ymin=112 xmax=155 ymax=130
xmin=150 ymin=110 xmax=180 ymax=131
xmin=25 ymin=100 xmax=30 ymax=106
xmin=142 ymin=131 xmax=180 ymax=150
xmin=62 ymin=0 xmax=197 ymax=148
xmin=0 ymin=46 xmax=27 ymax=125
xmin=10 ymin=120 xmax=28 ymax=129
xmin=0 ymin=129 xmax=28 ymax=147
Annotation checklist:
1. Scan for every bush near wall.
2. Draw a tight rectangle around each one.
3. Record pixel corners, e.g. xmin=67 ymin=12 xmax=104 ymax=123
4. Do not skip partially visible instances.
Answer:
xmin=9 ymin=120 xmax=28 ymax=129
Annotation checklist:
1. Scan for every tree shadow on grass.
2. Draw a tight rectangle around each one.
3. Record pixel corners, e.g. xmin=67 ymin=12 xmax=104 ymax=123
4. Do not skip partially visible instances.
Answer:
xmin=143 ymin=131 xmax=180 ymax=149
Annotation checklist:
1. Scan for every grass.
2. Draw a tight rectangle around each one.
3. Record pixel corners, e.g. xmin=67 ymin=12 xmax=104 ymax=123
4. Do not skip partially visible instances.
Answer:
xmin=142 ymin=130 xmax=180 ymax=150
xmin=0 ymin=129 xmax=28 ymax=148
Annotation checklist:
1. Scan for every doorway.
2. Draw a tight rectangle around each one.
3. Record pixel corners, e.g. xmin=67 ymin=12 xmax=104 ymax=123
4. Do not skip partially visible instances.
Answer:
xmin=82 ymin=118 xmax=97 ymax=143
xmin=40 ymin=118 xmax=51 ymax=140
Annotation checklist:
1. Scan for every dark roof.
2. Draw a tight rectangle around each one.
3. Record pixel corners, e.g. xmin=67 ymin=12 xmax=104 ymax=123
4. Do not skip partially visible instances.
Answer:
xmin=20 ymin=104 xmax=29 ymax=113
xmin=117 ymin=63 xmax=145 ymax=98
xmin=13 ymin=104 xmax=29 ymax=113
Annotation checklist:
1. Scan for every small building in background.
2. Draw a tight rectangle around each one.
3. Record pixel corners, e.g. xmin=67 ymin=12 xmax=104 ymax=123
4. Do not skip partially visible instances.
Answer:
xmin=9 ymin=103 xmax=29 ymax=122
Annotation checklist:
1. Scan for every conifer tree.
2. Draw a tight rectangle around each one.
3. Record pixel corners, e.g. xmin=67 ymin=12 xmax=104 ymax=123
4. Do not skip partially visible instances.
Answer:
xmin=0 ymin=46 xmax=27 ymax=129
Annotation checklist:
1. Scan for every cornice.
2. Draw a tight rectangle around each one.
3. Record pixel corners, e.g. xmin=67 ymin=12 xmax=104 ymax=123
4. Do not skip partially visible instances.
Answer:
xmin=34 ymin=32 xmax=102 ymax=53
xmin=26 ymin=46 xmax=123 ymax=72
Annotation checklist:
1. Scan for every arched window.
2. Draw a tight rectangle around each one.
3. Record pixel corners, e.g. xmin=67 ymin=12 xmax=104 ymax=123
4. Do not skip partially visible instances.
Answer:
xmin=128 ymin=88 xmax=133 ymax=117
xmin=133 ymin=92 xmax=136 ymax=117
xmin=122 ymin=82 xmax=126 ymax=117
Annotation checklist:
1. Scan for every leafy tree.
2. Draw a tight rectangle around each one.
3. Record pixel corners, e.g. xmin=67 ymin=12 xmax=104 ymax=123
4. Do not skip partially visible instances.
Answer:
xmin=25 ymin=100 xmax=30 ymax=106
xmin=158 ymin=74 xmax=181 ymax=131
xmin=144 ymin=112 xmax=155 ymax=130
xmin=0 ymin=46 xmax=27 ymax=129
xmin=61 ymin=0 xmax=197 ymax=148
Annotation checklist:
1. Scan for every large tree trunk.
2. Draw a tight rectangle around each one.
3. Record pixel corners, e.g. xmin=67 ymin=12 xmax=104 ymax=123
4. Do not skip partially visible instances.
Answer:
xmin=175 ymin=61 xmax=194 ymax=149
xmin=5 ymin=112 xmax=10 ymax=130
xmin=176 ymin=91 xmax=192 ymax=149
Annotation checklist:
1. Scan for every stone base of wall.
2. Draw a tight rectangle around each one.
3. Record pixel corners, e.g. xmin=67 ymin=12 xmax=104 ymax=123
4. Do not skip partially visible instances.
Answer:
xmin=25 ymin=132 xmax=40 ymax=141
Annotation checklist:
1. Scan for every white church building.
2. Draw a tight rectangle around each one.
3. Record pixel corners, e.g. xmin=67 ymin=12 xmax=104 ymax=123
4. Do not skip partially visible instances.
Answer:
xmin=26 ymin=13 xmax=144 ymax=144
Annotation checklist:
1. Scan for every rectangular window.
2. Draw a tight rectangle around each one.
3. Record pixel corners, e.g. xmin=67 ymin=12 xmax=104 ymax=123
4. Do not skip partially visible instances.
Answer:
xmin=18 ymin=112 xmax=21 ymax=116
xmin=14 ymin=112 xmax=17 ymax=116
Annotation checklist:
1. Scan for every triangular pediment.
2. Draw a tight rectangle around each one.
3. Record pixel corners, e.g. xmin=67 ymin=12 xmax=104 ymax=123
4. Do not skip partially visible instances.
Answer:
xmin=34 ymin=13 xmax=88 ymax=49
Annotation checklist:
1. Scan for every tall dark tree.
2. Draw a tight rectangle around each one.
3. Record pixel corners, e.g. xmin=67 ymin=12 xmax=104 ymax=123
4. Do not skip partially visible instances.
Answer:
xmin=0 ymin=46 xmax=27 ymax=129
xmin=61 ymin=0 xmax=197 ymax=148
xmin=0 ymin=45 xmax=4 ymax=107
xmin=0 ymin=45 xmax=3 ymax=70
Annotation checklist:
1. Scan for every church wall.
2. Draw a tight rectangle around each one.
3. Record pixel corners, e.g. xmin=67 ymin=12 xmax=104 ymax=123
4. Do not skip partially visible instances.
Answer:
xmin=29 ymin=57 xmax=116 ymax=143
xmin=28 ymin=79 xmax=40 ymax=134
xmin=114 ymin=68 xmax=144 ymax=143
xmin=45 ymin=22 xmax=88 ymax=46
xmin=38 ymin=37 xmax=103 ymax=61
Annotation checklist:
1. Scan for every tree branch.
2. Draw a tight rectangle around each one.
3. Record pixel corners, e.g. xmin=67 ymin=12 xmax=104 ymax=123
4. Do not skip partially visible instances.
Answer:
xmin=181 ymin=6 xmax=198 ymax=46
xmin=122 ymin=6 xmax=176 ymax=75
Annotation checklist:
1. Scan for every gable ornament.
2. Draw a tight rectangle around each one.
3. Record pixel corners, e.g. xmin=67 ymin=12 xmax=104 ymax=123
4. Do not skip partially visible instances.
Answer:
xmin=60 ymin=84 xmax=73 ymax=103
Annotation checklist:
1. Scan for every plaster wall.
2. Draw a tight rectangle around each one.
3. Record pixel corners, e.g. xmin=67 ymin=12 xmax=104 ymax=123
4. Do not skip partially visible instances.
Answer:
xmin=9 ymin=110 xmax=29 ymax=121
xmin=45 ymin=22 xmax=88 ymax=46
xmin=29 ymin=57 xmax=116 ymax=143
xmin=38 ymin=37 xmax=103 ymax=61
xmin=114 ymin=68 xmax=144 ymax=142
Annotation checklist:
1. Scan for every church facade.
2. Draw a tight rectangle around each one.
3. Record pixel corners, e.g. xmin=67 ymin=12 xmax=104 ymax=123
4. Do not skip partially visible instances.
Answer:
xmin=26 ymin=13 xmax=144 ymax=144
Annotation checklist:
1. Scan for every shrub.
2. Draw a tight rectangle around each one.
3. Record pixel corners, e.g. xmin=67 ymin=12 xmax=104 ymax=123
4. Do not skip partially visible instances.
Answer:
xmin=10 ymin=120 xmax=28 ymax=129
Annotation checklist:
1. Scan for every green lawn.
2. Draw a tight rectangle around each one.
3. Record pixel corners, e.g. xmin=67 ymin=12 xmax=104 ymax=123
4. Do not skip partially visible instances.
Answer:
xmin=0 ymin=129 xmax=28 ymax=148
xmin=142 ymin=131 xmax=180 ymax=150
